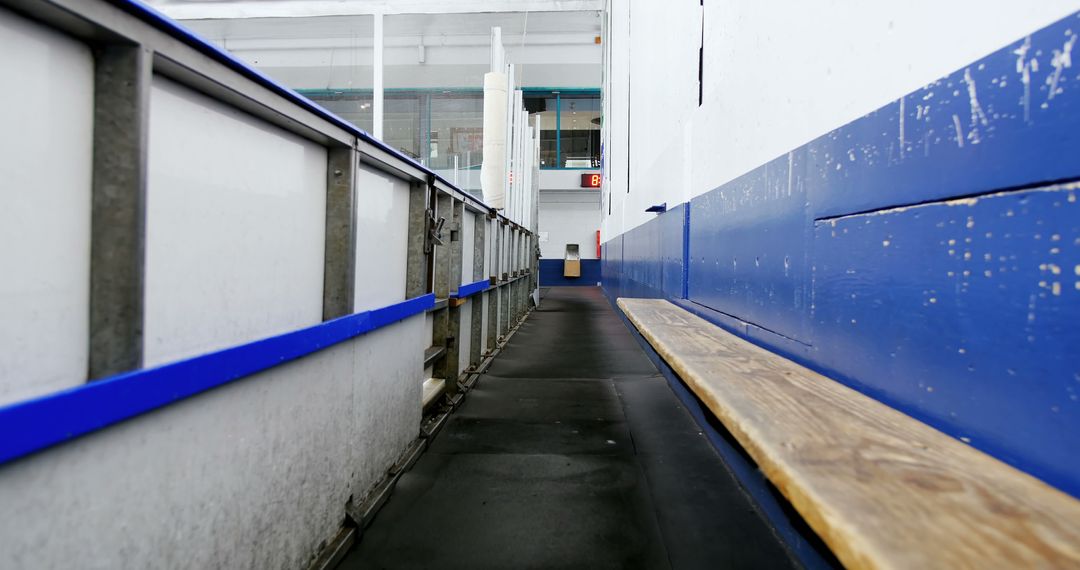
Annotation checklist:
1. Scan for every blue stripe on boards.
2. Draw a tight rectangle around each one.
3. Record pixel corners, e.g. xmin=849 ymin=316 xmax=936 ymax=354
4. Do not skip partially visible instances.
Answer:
xmin=452 ymin=279 xmax=490 ymax=299
xmin=0 ymin=294 xmax=434 ymax=465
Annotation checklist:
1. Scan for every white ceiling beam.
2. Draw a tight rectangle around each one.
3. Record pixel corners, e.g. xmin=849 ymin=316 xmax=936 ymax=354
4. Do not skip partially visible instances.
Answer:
xmin=151 ymin=0 xmax=605 ymax=20
xmin=210 ymin=33 xmax=599 ymax=51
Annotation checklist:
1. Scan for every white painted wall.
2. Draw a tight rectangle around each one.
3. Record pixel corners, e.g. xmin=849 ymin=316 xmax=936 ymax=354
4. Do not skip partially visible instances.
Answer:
xmin=0 ymin=7 xmax=93 ymax=406
xmin=538 ymin=191 xmax=599 ymax=260
xmin=145 ymin=77 xmax=327 ymax=366
xmin=602 ymin=0 xmax=1080 ymax=240
xmin=354 ymin=164 xmax=410 ymax=311
xmin=540 ymin=169 xmax=598 ymax=190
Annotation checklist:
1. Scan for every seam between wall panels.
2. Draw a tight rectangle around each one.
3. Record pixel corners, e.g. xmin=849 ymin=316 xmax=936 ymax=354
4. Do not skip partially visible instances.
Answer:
xmin=814 ymin=178 xmax=1080 ymax=223
xmin=682 ymin=203 xmax=690 ymax=299
xmin=679 ymin=299 xmax=812 ymax=348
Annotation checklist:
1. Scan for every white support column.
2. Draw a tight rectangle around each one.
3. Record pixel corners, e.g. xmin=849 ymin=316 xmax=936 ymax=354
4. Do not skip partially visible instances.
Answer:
xmin=503 ymin=64 xmax=515 ymax=214
xmin=490 ymin=27 xmax=505 ymax=73
xmin=373 ymin=12 xmax=384 ymax=140
xmin=532 ymin=119 xmax=541 ymax=232
xmin=517 ymin=104 xmax=526 ymax=223
xmin=508 ymin=95 xmax=519 ymax=223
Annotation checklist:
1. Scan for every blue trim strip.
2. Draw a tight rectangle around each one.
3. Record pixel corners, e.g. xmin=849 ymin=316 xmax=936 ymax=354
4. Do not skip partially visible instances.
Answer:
xmin=112 ymin=0 xmax=493 ymax=213
xmin=681 ymin=204 xmax=690 ymax=300
xmin=0 ymin=293 xmax=434 ymax=465
xmin=451 ymin=279 xmax=489 ymax=299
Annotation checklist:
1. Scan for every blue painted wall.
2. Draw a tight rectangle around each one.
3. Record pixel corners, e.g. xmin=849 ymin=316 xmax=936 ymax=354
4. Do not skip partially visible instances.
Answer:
xmin=603 ymin=13 xmax=1080 ymax=498
xmin=539 ymin=259 xmax=601 ymax=286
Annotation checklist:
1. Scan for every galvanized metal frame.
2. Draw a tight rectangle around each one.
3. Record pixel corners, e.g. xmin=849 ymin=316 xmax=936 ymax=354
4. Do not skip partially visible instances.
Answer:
xmin=88 ymin=42 xmax=153 ymax=380
xmin=322 ymin=146 xmax=359 ymax=320
xmin=468 ymin=212 xmax=486 ymax=368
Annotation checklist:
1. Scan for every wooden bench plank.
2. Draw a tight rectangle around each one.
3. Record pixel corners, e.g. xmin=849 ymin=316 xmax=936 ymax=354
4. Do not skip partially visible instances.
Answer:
xmin=617 ymin=297 xmax=1080 ymax=570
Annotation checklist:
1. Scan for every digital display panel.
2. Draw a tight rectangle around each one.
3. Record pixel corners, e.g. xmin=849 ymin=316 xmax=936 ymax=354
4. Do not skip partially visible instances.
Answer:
xmin=581 ymin=173 xmax=601 ymax=188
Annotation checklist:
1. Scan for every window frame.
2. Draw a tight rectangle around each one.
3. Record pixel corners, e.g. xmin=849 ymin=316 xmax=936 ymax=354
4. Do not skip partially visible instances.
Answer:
xmin=299 ymin=87 xmax=603 ymax=170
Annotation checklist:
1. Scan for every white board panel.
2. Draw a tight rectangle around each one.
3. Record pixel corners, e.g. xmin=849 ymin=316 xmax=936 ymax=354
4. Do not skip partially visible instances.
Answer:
xmin=145 ymin=77 xmax=327 ymax=366
xmin=423 ymin=311 xmax=435 ymax=380
xmin=461 ymin=210 xmax=476 ymax=285
xmin=0 ymin=316 xmax=424 ymax=569
xmin=458 ymin=301 xmax=472 ymax=374
xmin=0 ymin=8 xmax=93 ymax=405
xmin=484 ymin=218 xmax=494 ymax=277
xmin=353 ymin=165 xmax=409 ymax=311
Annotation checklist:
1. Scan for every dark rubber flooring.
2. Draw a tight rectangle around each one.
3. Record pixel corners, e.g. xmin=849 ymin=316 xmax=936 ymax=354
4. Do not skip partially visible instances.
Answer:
xmin=340 ymin=287 xmax=798 ymax=570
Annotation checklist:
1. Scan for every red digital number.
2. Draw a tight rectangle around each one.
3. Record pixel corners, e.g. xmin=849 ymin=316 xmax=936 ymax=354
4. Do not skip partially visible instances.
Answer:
xmin=581 ymin=173 xmax=601 ymax=188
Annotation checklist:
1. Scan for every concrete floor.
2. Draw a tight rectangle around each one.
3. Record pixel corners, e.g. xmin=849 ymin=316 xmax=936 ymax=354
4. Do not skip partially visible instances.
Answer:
xmin=339 ymin=287 xmax=798 ymax=569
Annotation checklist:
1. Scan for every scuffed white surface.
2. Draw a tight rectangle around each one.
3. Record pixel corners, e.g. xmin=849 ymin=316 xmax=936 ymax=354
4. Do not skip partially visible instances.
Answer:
xmin=603 ymin=0 xmax=1080 ymax=239
xmin=145 ymin=77 xmax=327 ymax=366
xmin=354 ymin=164 xmax=410 ymax=311
xmin=0 ymin=8 xmax=93 ymax=405
xmin=462 ymin=210 xmax=476 ymax=284
xmin=538 ymin=194 xmax=600 ymax=260
xmin=0 ymin=316 xmax=424 ymax=570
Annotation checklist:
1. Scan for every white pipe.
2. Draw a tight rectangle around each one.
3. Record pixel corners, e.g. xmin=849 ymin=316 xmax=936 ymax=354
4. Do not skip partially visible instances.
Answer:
xmin=503 ymin=64 xmax=515 ymax=213
xmin=481 ymin=71 xmax=508 ymax=210
xmin=519 ymin=106 xmax=527 ymax=224
xmin=515 ymin=95 xmax=525 ymax=223
xmin=372 ymin=13 xmax=384 ymax=139
xmin=490 ymin=27 xmax=504 ymax=73
xmin=519 ymin=107 xmax=527 ymax=224
xmin=533 ymin=118 xmax=540 ymax=231
xmin=508 ymin=93 xmax=519 ymax=223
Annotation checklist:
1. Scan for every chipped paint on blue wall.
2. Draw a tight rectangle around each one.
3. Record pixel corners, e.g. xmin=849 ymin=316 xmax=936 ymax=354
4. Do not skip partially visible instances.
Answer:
xmin=603 ymin=12 xmax=1080 ymax=497
xmin=813 ymin=182 xmax=1080 ymax=492
xmin=807 ymin=23 xmax=1080 ymax=219
xmin=689 ymin=150 xmax=813 ymax=343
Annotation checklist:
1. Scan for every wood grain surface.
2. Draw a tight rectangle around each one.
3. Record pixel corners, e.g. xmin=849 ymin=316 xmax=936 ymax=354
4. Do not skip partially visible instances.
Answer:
xmin=618 ymin=297 xmax=1080 ymax=570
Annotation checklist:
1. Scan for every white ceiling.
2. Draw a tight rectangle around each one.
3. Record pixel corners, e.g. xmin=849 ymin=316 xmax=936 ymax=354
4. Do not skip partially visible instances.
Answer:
xmin=180 ymin=11 xmax=602 ymax=41
xmin=147 ymin=0 xmax=604 ymax=19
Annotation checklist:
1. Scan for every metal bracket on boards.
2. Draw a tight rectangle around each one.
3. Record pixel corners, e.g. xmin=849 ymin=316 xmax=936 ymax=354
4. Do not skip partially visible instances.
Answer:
xmin=425 ymin=208 xmax=445 ymax=253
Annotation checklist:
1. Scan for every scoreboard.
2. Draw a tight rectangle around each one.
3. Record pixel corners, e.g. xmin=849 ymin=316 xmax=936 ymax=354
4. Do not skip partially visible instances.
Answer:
xmin=580 ymin=173 xmax=601 ymax=188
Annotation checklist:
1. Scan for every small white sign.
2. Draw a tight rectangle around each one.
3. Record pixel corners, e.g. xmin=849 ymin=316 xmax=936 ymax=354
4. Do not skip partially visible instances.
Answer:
xmin=539 ymin=232 xmax=549 ymax=243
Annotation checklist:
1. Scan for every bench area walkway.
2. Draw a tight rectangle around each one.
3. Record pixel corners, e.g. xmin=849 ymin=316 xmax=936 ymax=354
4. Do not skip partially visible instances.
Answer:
xmin=340 ymin=287 xmax=797 ymax=569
